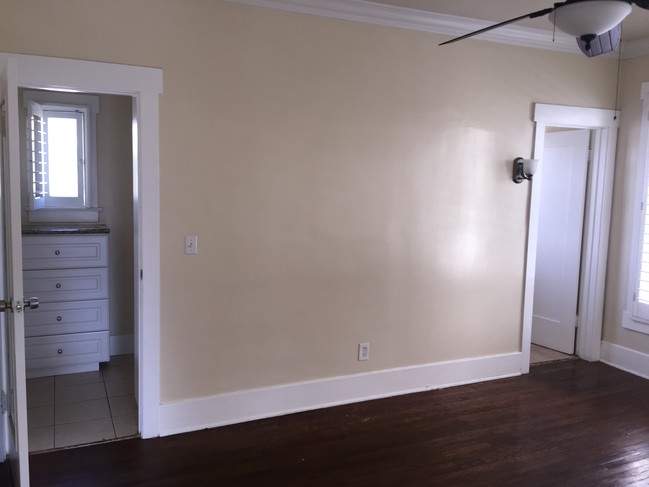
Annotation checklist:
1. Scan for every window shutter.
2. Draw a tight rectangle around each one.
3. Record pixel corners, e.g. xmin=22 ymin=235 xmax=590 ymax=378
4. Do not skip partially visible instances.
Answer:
xmin=27 ymin=101 xmax=47 ymax=210
xmin=633 ymin=171 xmax=649 ymax=322
xmin=624 ymin=82 xmax=649 ymax=333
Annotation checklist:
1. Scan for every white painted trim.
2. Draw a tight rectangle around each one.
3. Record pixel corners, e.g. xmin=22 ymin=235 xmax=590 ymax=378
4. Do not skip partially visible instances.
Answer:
xmin=0 ymin=53 xmax=162 ymax=439
xmin=135 ymin=89 xmax=161 ymax=439
xmin=110 ymin=334 xmax=134 ymax=356
xmin=225 ymin=0 xmax=649 ymax=58
xmin=521 ymin=104 xmax=619 ymax=372
xmin=600 ymin=341 xmax=649 ymax=380
xmin=159 ymin=352 xmax=521 ymax=436
xmin=577 ymin=125 xmax=618 ymax=361
xmin=533 ymin=104 xmax=619 ymax=128
xmin=622 ymin=310 xmax=649 ymax=335
xmin=622 ymin=82 xmax=649 ymax=334
xmin=10 ymin=54 xmax=162 ymax=95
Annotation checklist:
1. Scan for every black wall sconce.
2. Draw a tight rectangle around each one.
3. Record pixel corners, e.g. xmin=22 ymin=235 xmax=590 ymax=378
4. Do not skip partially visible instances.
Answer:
xmin=512 ymin=157 xmax=539 ymax=184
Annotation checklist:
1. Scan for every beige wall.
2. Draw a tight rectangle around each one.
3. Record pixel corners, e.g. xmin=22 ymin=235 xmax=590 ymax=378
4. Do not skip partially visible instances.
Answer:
xmin=602 ymin=55 xmax=649 ymax=352
xmin=96 ymin=95 xmax=134 ymax=339
xmin=0 ymin=1 xmax=618 ymax=403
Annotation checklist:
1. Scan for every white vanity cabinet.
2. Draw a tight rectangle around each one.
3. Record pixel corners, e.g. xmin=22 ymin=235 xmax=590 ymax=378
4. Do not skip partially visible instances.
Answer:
xmin=22 ymin=234 xmax=110 ymax=378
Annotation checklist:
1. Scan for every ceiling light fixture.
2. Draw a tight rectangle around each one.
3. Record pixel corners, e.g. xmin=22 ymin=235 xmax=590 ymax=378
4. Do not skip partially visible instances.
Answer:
xmin=439 ymin=0 xmax=648 ymax=58
xmin=550 ymin=0 xmax=632 ymax=49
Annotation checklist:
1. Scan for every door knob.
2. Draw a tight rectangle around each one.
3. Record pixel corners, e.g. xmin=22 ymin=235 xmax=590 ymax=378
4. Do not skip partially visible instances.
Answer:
xmin=0 ymin=297 xmax=39 ymax=313
xmin=15 ymin=297 xmax=39 ymax=312
xmin=23 ymin=297 xmax=39 ymax=310
xmin=0 ymin=299 xmax=12 ymax=312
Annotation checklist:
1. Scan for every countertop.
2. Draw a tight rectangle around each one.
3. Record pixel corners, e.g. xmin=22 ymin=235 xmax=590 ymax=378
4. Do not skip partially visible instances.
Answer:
xmin=22 ymin=226 xmax=110 ymax=235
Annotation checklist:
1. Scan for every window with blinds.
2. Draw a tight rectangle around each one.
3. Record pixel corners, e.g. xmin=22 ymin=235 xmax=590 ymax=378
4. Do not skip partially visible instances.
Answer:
xmin=633 ymin=197 xmax=649 ymax=321
xmin=626 ymin=81 xmax=649 ymax=332
xmin=27 ymin=102 xmax=87 ymax=209
xmin=23 ymin=91 xmax=97 ymax=213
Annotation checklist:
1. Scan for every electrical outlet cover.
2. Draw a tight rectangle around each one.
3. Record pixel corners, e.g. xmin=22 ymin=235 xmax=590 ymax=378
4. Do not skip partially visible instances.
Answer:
xmin=358 ymin=342 xmax=370 ymax=361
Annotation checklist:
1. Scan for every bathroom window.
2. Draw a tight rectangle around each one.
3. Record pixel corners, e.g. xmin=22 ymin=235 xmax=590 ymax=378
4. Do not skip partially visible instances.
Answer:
xmin=23 ymin=90 xmax=99 ymax=221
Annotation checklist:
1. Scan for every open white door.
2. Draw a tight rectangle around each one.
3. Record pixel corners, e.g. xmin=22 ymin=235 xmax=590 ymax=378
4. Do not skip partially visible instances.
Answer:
xmin=0 ymin=58 xmax=30 ymax=486
xmin=532 ymin=129 xmax=590 ymax=354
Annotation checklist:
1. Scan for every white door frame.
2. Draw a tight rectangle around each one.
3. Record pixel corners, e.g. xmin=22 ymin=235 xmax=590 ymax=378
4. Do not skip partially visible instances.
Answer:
xmin=0 ymin=53 xmax=163 ymax=438
xmin=521 ymin=103 xmax=619 ymax=373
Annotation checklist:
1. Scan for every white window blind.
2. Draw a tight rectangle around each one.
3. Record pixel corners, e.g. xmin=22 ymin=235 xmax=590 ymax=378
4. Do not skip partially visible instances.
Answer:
xmin=27 ymin=100 xmax=47 ymax=210
xmin=626 ymin=81 xmax=649 ymax=330
xmin=634 ymin=197 xmax=649 ymax=321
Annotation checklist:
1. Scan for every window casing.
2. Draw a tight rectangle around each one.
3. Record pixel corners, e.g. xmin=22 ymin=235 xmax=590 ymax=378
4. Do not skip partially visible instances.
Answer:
xmin=23 ymin=90 xmax=99 ymax=222
xmin=624 ymin=81 xmax=649 ymax=334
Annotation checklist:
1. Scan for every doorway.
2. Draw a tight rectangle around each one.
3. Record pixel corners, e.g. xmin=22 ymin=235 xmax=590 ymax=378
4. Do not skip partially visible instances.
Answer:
xmin=21 ymin=90 xmax=138 ymax=451
xmin=530 ymin=128 xmax=591 ymax=364
xmin=521 ymin=103 xmax=619 ymax=373
xmin=0 ymin=53 xmax=161 ymax=486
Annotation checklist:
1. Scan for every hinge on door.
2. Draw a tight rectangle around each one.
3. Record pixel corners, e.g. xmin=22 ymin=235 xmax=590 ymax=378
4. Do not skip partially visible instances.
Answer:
xmin=0 ymin=390 xmax=6 ymax=415
xmin=575 ymin=315 xmax=580 ymax=329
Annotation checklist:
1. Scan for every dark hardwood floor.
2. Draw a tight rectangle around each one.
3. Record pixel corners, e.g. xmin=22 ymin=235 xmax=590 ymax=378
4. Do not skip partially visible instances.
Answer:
xmin=7 ymin=360 xmax=649 ymax=486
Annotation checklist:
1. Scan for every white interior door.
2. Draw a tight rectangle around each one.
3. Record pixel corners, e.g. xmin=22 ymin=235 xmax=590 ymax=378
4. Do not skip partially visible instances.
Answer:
xmin=532 ymin=129 xmax=590 ymax=354
xmin=0 ymin=58 xmax=30 ymax=486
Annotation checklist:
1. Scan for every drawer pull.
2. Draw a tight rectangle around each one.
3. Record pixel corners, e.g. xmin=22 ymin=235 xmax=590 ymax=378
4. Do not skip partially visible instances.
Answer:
xmin=55 ymin=283 xmax=61 ymax=289
xmin=57 ymin=349 xmax=63 ymax=355
xmin=54 ymin=250 xmax=61 ymax=256
xmin=56 ymin=316 xmax=62 ymax=322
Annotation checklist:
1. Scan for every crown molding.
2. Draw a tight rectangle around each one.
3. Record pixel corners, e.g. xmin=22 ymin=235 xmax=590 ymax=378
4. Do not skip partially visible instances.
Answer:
xmin=225 ymin=0 xmax=649 ymax=58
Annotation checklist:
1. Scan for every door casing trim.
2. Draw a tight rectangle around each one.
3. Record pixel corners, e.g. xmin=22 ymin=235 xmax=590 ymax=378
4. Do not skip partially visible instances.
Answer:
xmin=0 ymin=52 xmax=163 ymax=438
xmin=521 ymin=103 xmax=619 ymax=372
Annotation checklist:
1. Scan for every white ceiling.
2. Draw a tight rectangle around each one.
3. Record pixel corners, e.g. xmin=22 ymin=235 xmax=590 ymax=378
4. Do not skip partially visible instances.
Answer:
xmin=367 ymin=0 xmax=649 ymax=42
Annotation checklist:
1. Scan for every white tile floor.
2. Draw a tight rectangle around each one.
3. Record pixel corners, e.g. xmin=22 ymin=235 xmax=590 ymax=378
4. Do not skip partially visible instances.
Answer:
xmin=530 ymin=343 xmax=576 ymax=364
xmin=27 ymin=354 xmax=138 ymax=452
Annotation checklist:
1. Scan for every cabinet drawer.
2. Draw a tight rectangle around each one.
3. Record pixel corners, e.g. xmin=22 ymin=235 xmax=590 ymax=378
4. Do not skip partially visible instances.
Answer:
xmin=25 ymin=331 xmax=109 ymax=378
xmin=24 ymin=268 xmax=109 ymax=302
xmin=23 ymin=235 xmax=108 ymax=270
xmin=25 ymin=300 xmax=109 ymax=337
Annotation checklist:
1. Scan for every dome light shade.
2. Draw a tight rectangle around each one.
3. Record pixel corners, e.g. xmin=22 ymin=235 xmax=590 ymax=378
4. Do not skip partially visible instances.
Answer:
xmin=549 ymin=0 xmax=632 ymax=37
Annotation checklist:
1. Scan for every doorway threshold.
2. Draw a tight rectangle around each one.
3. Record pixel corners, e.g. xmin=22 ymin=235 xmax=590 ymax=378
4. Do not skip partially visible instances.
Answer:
xmin=530 ymin=344 xmax=577 ymax=365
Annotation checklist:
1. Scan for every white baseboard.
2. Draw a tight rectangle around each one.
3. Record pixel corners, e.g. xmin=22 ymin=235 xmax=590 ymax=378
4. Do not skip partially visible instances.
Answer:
xmin=159 ymin=351 xmax=522 ymax=437
xmin=600 ymin=341 xmax=649 ymax=380
xmin=110 ymin=334 xmax=134 ymax=356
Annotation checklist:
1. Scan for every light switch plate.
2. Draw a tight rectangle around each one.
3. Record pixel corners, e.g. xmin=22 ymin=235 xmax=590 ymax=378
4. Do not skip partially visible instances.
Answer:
xmin=185 ymin=235 xmax=198 ymax=255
